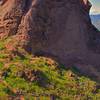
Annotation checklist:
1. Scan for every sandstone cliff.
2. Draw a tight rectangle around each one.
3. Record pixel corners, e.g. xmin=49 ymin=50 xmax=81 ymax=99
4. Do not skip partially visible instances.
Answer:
xmin=0 ymin=0 xmax=100 ymax=80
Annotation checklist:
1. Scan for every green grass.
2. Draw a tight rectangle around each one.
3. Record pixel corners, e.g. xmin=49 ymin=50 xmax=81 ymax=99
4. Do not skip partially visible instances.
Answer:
xmin=0 ymin=39 xmax=100 ymax=100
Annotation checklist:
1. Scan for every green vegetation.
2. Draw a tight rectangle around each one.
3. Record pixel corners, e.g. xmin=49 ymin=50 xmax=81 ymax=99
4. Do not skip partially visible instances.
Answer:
xmin=0 ymin=39 xmax=100 ymax=100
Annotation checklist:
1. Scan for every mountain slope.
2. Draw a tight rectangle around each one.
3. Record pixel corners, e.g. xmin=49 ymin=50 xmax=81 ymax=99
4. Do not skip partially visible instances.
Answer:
xmin=0 ymin=38 xmax=100 ymax=99
xmin=0 ymin=0 xmax=100 ymax=99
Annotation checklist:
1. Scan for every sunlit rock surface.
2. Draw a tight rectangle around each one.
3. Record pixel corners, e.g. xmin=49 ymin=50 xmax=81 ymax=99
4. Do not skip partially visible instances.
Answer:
xmin=0 ymin=0 xmax=100 ymax=80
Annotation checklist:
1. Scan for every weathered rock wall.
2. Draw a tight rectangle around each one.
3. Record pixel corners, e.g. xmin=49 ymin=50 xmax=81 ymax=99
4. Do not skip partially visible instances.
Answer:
xmin=0 ymin=0 xmax=100 ymax=79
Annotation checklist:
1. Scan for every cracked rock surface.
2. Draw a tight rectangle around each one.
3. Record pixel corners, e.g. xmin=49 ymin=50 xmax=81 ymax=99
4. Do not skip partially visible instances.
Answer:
xmin=0 ymin=0 xmax=100 ymax=79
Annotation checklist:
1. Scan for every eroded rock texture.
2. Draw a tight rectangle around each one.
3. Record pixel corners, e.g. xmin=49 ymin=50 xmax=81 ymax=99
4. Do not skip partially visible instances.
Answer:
xmin=0 ymin=0 xmax=100 ymax=79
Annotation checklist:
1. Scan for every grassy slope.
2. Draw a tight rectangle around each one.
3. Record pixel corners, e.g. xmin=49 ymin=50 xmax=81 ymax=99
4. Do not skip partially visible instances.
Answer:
xmin=0 ymin=38 xmax=100 ymax=100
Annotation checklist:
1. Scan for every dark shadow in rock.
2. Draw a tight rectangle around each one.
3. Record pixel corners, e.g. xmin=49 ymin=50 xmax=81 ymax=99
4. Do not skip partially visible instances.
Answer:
xmin=33 ymin=50 xmax=100 ymax=83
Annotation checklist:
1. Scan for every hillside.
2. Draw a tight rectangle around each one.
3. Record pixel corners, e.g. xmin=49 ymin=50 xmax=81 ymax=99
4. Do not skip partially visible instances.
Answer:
xmin=0 ymin=0 xmax=100 ymax=99
xmin=0 ymin=38 xmax=100 ymax=99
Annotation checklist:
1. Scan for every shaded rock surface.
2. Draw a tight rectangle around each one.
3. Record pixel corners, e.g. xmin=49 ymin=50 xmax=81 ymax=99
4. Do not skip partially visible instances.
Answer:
xmin=0 ymin=0 xmax=100 ymax=80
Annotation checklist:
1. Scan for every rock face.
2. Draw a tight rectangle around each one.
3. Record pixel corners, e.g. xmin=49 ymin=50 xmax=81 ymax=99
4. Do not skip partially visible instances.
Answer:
xmin=0 ymin=0 xmax=100 ymax=79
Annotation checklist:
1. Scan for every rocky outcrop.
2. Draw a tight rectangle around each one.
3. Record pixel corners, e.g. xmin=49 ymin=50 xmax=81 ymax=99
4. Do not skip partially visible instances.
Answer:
xmin=0 ymin=0 xmax=100 ymax=79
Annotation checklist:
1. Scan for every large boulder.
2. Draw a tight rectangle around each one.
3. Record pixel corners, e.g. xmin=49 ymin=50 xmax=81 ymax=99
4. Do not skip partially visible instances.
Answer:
xmin=0 ymin=0 xmax=100 ymax=79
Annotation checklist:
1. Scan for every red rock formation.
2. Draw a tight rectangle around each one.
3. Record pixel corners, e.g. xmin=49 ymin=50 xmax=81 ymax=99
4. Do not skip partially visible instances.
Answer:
xmin=0 ymin=0 xmax=100 ymax=79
